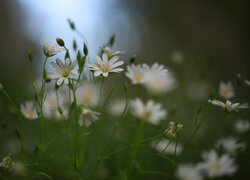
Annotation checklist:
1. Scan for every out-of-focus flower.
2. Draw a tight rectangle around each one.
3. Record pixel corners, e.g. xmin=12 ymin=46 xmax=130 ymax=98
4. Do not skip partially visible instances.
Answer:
xmin=76 ymin=83 xmax=99 ymax=107
xmin=144 ymin=64 xmax=176 ymax=94
xmin=130 ymin=98 xmax=167 ymax=125
xmin=20 ymin=101 xmax=38 ymax=119
xmin=186 ymin=81 xmax=210 ymax=101
xmin=43 ymin=91 xmax=67 ymax=120
xmin=245 ymin=80 xmax=250 ymax=86
xmin=216 ymin=137 xmax=245 ymax=154
xmin=219 ymin=82 xmax=234 ymax=99
xmin=150 ymin=139 xmax=183 ymax=155
xmin=198 ymin=150 xmax=237 ymax=178
xmin=176 ymin=164 xmax=203 ymax=180
xmin=101 ymin=46 xmax=125 ymax=57
xmin=235 ymin=119 xmax=249 ymax=133
xmin=40 ymin=38 xmax=65 ymax=56
xmin=0 ymin=155 xmax=14 ymax=172
xmin=208 ymin=99 xmax=249 ymax=112
xmin=12 ymin=161 xmax=25 ymax=175
xmin=125 ymin=64 xmax=148 ymax=84
xmin=48 ymin=58 xmax=78 ymax=85
xmin=171 ymin=51 xmax=183 ymax=63
xmin=164 ymin=121 xmax=183 ymax=139
xmin=108 ymin=98 xmax=127 ymax=116
xmin=78 ymin=106 xmax=100 ymax=127
xmin=87 ymin=53 xmax=124 ymax=77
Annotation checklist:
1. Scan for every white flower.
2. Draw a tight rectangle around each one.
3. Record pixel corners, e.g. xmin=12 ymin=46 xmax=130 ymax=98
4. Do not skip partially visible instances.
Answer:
xmin=48 ymin=58 xmax=78 ymax=85
xmin=125 ymin=64 xmax=148 ymax=84
xmin=101 ymin=46 xmax=125 ymax=57
xmin=108 ymin=98 xmax=127 ymax=116
xmin=235 ymin=119 xmax=249 ymax=133
xmin=198 ymin=150 xmax=237 ymax=178
xmin=216 ymin=137 xmax=245 ymax=154
xmin=43 ymin=91 xmax=67 ymax=120
xmin=130 ymin=98 xmax=167 ymax=125
xmin=87 ymin=53 xmax=124 ymax=77
xmin=20 ymin=101 xmax=38 ymax=119
xmin=176 ymin=164 xmax=203 ymax=180
xmin=0 ymin=156 xmax=14 ymax=172
xmin=219 ymin=82 xmax=234 ymax=99
xmin=78 ymin=106 xmax=100 ymax=127
xmin=40 ymin=38 xmax=65 ymax=56
xmin=245 ymin=80 xmax=250 ymax=86
xmin=143 ymin=64 xmax=176 ymax=94
xmin=171 ymin=51 xmax=184 ymax=63
xmin=150 ymin=139 xmax=183 ymax=155
xmin=76 ymin=83 xmax=100 ymax=107
xmin=208 ymin=99 xmax=249 ymax=112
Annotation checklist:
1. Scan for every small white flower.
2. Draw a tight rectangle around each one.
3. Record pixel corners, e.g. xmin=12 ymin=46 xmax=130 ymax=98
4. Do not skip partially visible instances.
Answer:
xmin=108 ymin=98 xmax=127 ymax=116
xmin=40 ymin=38 xmax=65 ymax=56
xmin=130 ymin=98 xmax=167 ymax=125
xmin=76 ymin=83 xmax=100 ymax=107
xmin=150 ymin=139 xmax=183 ymax=155
xmin=176 ymin=164 xmax=203 ymax=180
xmin=235 ymin=119 xmax=249 ymax=133
xmin=245 ymin=80 xmax=250 ymax=86
xmin=101 ymin=46 xmax=125 ymax=57
xmin=0 ymin=156 xmax=14 ymax=172
xmin=219 ymin=82 xmax=234 ymax=99
xmin=143 ymin=64 xmax=176 ymax=94
xmin=216 ymin=137 xmax=245 ymax=154
xmin=20 ymin=101 xmax=38 ymax=119
xmin=198 ymin=150 xmax=237 ymax=178
xmin=48 ymin=58 xmax=78 ymax=85
xmin=125 ymin=64 xmax=148 ymax=84
xmin=208 ymin=99 xmax=249 ymax=112
xmin=171 ymin=51 xmax=184 ymax=63
xmin=87 ymin=53 xmax=124 ymax=77
xmin=78 ymin=106 xmax=100 ymax=127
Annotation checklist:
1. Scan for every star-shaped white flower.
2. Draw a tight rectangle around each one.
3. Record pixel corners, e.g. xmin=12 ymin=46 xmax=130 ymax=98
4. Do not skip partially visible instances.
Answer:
xmin=208 ymin=99 xmax=248 ymax=112
xmin=101 ymin=46 xmax=125 ymax=57
xmin=235 ymin=119 xmax=249 ymax=133
xmin=216 ymin=137 xmax=245 ymax=154
xmin=87 ymin=53 xmax=124 ymax=77
xmin=125 ymin=64 xmax=148 ymax=84
xmin=48 ymin=58 xmax=78 ymax=85
xmin=78 ymin=106 xmax=100 ymax=127
xmin=20 ymin=101 xmax=38 ymax=119
xmin=219 ymin=81 xmax=234 ymax=99
xmin=40 ymin=38 xmax=65 ymax=56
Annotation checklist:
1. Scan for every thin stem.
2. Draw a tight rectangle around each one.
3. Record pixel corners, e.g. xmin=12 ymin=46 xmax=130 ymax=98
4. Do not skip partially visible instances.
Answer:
xmin=161 ymin=140 xmax=172 ymax=154
xmin=174 ymin=134 xmax=180 ymax=159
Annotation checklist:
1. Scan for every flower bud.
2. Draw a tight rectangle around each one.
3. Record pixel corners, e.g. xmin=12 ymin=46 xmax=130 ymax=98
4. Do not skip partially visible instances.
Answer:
xmin=109 ymin=35 xmax=115 ymax=46
xmin=0 ymin=83 xmax=3 ymax=92
xmin=67 ymin=19 xmax=75 ymax=30
xmin=163 ymin=129 xmax=176 ymax=139
xmin=73 ymin=39 xmax=77 ymax=51
xmin=28 ymin=49 xmax=33 ymax=61
xmin=83 ymin=43 xmax=88 ymax=56
xmin=56 ymin=37 xmax=65 ymax=47
xmin=129 ymin=55 xmax=136 ymax=64
xmin=58 ymin=107 xmax=63 ymax=115
xmin=236 ymin=73 xmax=241 ymax=86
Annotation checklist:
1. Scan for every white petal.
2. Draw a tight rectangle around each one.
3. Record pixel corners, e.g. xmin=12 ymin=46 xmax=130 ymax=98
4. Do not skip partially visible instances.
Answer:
xmin=110 ymin=61 xmax=124 ymax=69
xmin=94 ymin=71 xmax=102 ymax=77
xmin=108 ymin=56 xmax=119 ymax=65
xmin=57 ymin=78 xmax=64 ymax=85
xmin=95 ymin=56 xmax=103 ymax=64
xmin=103 ymin=72 xmax=109 ymax=77
xmin=102 ymin=53 xmax=108 ymax=64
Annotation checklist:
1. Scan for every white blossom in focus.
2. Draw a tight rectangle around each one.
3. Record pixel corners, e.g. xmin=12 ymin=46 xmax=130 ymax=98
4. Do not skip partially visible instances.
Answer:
xmin=101 ymin=46 xmax=125 ymax=57
xmin=40 ymin=38 xmax=65 ymax=56
xmin=208 ymin=99 xmax=249 ymax=112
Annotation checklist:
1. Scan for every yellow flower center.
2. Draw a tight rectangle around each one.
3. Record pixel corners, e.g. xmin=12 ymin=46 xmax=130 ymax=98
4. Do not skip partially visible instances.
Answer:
xmin=82 ymin=91 xmax=94 ymax=104
xmin=83 ymin=111 xmax=91 ymax=118
xmin=212 ymin=163 xmax=222 ymax=173
xmin=99 ymin=64 xmax=112 ymax=72
xmin=48 ymin=46 xmax=55 ymax=52
xmin=48 ymin=100 xmax=57 ymax=107
xmin=25 ymin=111 xmax=34 ymax=118
xmin=133 ymin=74 xmax=142 ymax=82
xmin=222 ymin=88 xmax=229 ymax=97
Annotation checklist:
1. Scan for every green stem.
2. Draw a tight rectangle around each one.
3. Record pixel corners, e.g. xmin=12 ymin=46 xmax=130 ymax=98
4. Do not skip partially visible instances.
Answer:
xmin=161 ymin=140 xmax=172 ymax=154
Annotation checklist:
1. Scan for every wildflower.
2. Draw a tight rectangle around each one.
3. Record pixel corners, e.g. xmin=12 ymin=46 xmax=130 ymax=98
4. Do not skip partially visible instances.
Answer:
xmin=245 ymin=80 xmax=250 ymax=86
xmin=208 ymin=99 xmax=249 ymax=112
xmin=87 ymin=53 xmax=124 ymax=77
xmin=0 ymin=155 xmax=14 ymax=172
xmin=101 ymin=46 xmax=125 ymax=57
xmin=198 ymin=150 xmax=237 ymax=178
xmin=176 ymin=164 xmax=203 ymax=180
xmin=171 ymin=51 xmax=183 ymax=63
xmin=235 ymin=119 xmax=249 ymax=133
xmin=150 ymin=139 xmax=183 ymax=155
xmin=108 ymin=98 xmax=127 ymax=116
xmin=48 ymin=58 xmax=78 ymax=85
xmin=219 ymin=82 xmax=234 ymax=99
xmin=78 ymin=106 xmax=100 ymax=127
xmin=20 ymin=101 xmax=38 ymax=119
xmin=76 ymin=83 xmax=99 ymax=107
xmin=125 ymin=64 xmax=148 ymax=84
xmin=216 ymin=137 xmax=245 ymax=154
xmin=130 ymin=98 xmax=167 ymax=125
xmin=143 ymin=64 xmax=176 ymax=94
xmin=40 ymin=38 xmax=65 ymax=56
xmin=164 ymin=121 xmax=183 ymax=139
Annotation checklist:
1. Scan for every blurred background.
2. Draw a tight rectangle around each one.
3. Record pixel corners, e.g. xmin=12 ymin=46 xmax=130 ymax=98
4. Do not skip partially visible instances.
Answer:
xmin=0 ymin=0 xmax=249 ymax=179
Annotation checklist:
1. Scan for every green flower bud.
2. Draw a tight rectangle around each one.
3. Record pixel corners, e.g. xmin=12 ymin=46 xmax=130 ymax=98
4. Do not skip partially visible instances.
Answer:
xmin=0 ymin=83 xmax=3 ymax=92
xmin=73 ymin=39 xmax=77 ymax=51
xmin=236 ymin=73 xmax=241 ymax=86
xmin=83 ymin=43 xmax=88 ymax=56
xmin=28 ymin=49 xmax=33 ymax=61
xmin=129 ymin=55 xmax=136 ymax=64
xmin=109 ymin=35 xmax=115 ymax=46
xmin=56 ymin=37 xmax=65 ymax=47
xmin=58 ymin=107 xmax=63 ymax=115
xmin=67 ymin=19 xmax=75 ymax=30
